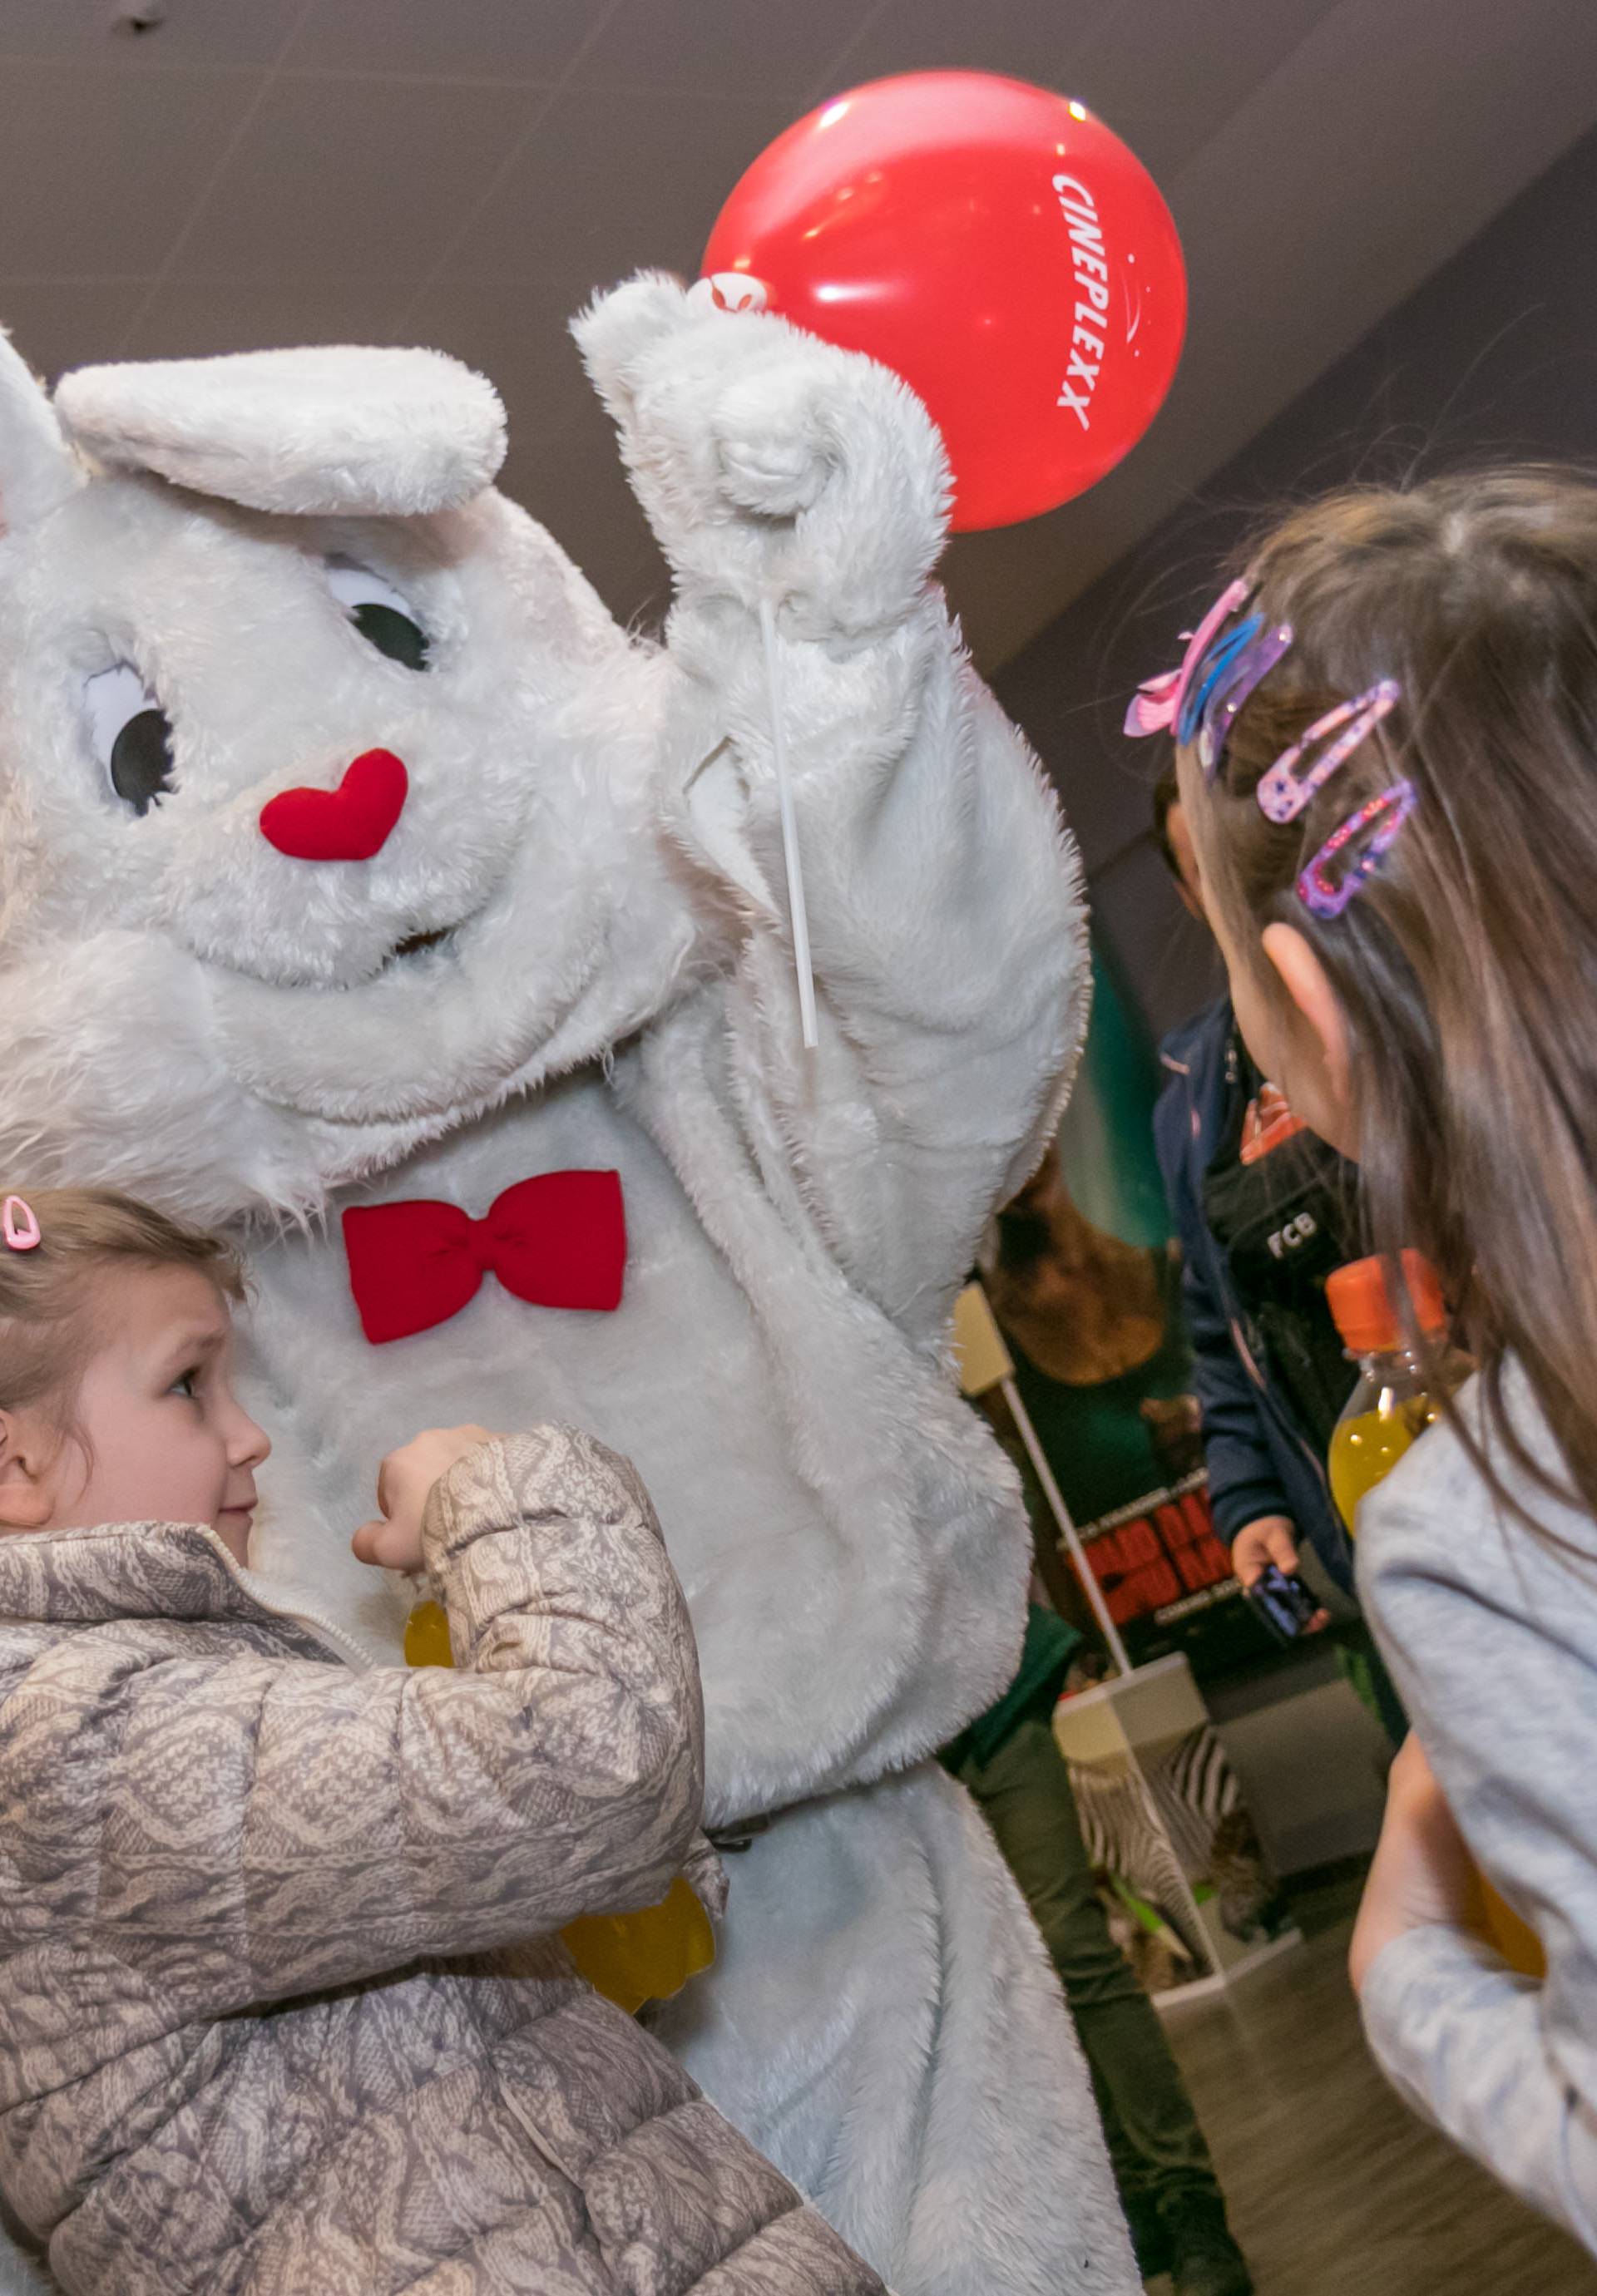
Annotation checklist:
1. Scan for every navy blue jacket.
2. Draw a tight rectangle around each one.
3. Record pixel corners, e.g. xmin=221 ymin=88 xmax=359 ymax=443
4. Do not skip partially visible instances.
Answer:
xmin=1152 ymin=996 xmax=1356 ymax=1594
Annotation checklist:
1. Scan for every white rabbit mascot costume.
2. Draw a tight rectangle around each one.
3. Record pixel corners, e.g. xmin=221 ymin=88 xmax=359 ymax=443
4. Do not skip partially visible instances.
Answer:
xmin=0 ymin=275 xmax=1135 ymax=2296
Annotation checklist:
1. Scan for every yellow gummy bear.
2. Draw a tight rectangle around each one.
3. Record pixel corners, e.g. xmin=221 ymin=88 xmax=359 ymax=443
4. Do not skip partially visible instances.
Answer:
xmin=403 ymin=1597 xmax=715 ymax=2011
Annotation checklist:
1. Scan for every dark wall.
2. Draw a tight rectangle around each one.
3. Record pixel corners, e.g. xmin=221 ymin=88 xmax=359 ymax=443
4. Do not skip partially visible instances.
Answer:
xmin=995 ymin=121 xmax=1597 ymax=1041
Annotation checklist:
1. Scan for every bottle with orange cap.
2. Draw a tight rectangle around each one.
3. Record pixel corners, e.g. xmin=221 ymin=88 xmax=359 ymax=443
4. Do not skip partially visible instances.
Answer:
xmin=1326 ymin=1252 xmax=1545 ymax=1978
xmin=1325 ymin=1249 xmax=1459 ymax=1538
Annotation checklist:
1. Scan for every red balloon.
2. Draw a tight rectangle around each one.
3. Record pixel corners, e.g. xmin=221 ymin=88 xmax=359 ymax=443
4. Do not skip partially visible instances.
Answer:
xmin=702 ymin=72 xmax=1186 ymax=532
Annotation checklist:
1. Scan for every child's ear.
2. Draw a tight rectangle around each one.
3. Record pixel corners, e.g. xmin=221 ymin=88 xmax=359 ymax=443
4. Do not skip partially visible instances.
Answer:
xmin=1261 ymin=921 xmax=1357 ymax=1152
xmin=0 ymin=1412 xmax=56 ymax=1531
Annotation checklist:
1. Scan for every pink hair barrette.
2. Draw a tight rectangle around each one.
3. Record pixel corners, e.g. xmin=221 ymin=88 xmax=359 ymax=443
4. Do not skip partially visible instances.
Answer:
xmin=1258 ymin=680 xmax=1401 ymax=824
xmin=2 ymin=1196 xmax=41 ymax=1252
xmin=1123 ymin=578 xmax=1251 ymax=740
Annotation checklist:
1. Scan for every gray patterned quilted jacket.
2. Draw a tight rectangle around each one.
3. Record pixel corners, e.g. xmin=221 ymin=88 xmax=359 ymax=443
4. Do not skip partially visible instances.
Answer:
xmin=0 ymin=1426 xmax=884 ymax=2294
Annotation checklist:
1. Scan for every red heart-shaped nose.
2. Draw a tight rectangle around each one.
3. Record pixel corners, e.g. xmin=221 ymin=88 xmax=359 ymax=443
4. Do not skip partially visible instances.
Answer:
xmin=259 ymin=749 xmax=408 ymax=862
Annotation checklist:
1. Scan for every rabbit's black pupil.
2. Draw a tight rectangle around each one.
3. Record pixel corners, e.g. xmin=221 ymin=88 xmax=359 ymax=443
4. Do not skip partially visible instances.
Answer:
xmin=109 ymin=709 xmax=176 ymax=817
xmin=352 ymin=600 xmax=428 ymax=671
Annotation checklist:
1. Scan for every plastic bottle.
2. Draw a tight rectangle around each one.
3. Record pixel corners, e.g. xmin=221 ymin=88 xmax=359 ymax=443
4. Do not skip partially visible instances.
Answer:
xmin=1325 ymin=1252 xmax=1544 ymax=1978
xmin=404 ymin=1591 xmax=715 ymax=2011
xmin=1325 ymin=1250 xmax=1453 ymax=1538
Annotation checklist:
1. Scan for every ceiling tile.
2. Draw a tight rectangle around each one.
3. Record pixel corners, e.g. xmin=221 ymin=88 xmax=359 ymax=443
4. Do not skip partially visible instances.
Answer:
xmin=459 ymin=85 xmax=795 ymax=286
xmin=281 ymin=0 xmax=595 ymax=81
xmin=398 ymin=275 xmax=601 ymax=446
xmin=568 ymin=0 xmax=883 ymax=102
xmin=1069 ymin=0 xmax=1342 ymax=179
xmin=0 ymin=0 xmax=307 ymax=69
xmin=0 ymin=279 xmax=153 ymax=384
xmin=499 ymin=393 xmax=663 ymax=621
xmin=121 ymin=276 xmax=412 ymax=361
xmin=0 ymin=59 xmax=259 ymax=279
xmin=833 ymin=0 xmax=1120 ymax=98
xmin=169 ymin=72 xmax=541 ymax=285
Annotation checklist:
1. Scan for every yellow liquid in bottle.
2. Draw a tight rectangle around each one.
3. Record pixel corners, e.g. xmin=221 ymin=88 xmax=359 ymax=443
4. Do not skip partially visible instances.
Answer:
xmin=1480 ymin=1879 xmax=1545 ymax=1978
xmin=403 ymin=1597 xmax=715 ymax=2009
xmin=1328 ymin=1395 xmax=1439 ymax=1538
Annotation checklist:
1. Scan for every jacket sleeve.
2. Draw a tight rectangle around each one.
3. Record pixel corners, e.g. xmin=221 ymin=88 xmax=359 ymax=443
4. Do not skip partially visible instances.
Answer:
xmin=86 ymin=1428 xmax=705 ymax=2013
xmin=1154 ymin=1077 xmax=1293 ymax=1545
xmin=1357 ymin=1404 xmax=1597 ymax=2249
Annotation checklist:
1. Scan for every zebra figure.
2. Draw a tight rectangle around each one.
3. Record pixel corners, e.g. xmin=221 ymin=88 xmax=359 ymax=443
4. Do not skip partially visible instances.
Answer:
xmin=1065 ymin=1722 xmax=1285 ymax=1981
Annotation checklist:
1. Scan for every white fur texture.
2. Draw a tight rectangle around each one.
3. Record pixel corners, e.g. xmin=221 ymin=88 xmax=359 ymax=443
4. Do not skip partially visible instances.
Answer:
xmin=0 ymin=279 xmax=1130 ymax=2295
xmin=0 ymin=333 xmax=78 ymax=535
xmin=57 ymin=345 xmax=506 ymax=515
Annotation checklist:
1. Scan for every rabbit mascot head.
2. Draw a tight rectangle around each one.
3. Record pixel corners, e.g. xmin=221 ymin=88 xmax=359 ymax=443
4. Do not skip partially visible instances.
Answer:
xmin=0 ymin=283 xmax=1133 ymax=2296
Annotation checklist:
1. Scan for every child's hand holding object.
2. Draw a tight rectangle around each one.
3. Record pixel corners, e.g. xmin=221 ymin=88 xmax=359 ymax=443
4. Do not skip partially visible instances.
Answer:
xmin=351 ymin=1424 xmax=497 ymax=1572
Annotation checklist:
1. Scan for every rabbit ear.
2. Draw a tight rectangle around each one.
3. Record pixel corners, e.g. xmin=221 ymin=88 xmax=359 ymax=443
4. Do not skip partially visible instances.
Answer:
xmin=54 ymin=343 xmax=506 ymax=517
xmin=0 ymin=329 xmax=81 ymax=535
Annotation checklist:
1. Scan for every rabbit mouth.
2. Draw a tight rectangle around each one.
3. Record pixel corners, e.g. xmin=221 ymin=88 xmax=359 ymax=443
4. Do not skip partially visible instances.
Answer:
xmin=386 ymin=924 xmax=454 ymax=965
xmin=379 ymin=910 xmax=486 ymax=972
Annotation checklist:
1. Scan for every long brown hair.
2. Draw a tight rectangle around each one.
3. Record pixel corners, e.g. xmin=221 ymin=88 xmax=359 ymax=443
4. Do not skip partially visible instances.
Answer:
xmin=1179 ymin=467 xmax=1597 ymax=1531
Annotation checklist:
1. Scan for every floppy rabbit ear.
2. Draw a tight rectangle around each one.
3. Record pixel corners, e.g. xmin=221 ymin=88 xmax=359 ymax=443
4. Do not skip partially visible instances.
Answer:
xmin=54 ymin=343 xmax=506 ymax=518
xmin=0 ymin=329 xmax=81 ymax=535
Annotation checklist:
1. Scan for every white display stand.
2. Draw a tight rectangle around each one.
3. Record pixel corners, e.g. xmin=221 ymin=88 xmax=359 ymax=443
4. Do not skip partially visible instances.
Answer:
xmin=952 ymin=1281 xmax=1302 ymax=2006
xmin=1051 ymin=1654 xmax=1303 ymax=2007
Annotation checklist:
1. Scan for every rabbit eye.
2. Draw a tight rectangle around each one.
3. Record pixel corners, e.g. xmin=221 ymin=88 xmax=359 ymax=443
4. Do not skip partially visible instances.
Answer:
xmin=325 ymin=558 xmax=430 ymax=672
xmin=83 ymin=663 xmax=176 ymax=817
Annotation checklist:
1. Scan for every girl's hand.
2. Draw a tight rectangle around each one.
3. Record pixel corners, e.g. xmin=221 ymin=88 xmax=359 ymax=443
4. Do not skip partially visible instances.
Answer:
xmin=351 ymin=1425 xmax=497 ymax=1573
xmin=1350 ymin=1734 xmax=1478 ymax=1995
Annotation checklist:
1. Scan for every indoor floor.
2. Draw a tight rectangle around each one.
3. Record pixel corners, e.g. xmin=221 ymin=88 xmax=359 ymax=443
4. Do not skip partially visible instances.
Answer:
xmin=1154 ymin=1887 xmax=1597 ymax=2295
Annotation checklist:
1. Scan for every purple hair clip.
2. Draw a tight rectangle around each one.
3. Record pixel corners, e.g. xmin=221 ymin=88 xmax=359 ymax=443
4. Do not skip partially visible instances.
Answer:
xmin=2 ymin=1196 xmax=40 ymax=1252
xmin=1124 ymin=572 xmax=1415 ymax=919
xmin=1258 ymin=680 xmax=1401 ymax=823
xmin=1194 ymin=618 xmax=1294 ymax=773
xmin=1297 ymin=782 xmax=1417 ymax=919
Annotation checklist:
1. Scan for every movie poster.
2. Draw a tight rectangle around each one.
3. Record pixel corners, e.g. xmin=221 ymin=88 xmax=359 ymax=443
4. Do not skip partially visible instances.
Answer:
xmin=977 ymin=941 xmax=1272 ymax=1684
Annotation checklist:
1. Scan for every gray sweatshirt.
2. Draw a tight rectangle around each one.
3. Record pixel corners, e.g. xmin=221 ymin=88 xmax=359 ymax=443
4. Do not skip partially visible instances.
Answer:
xmin=1357 ymin=1368 xmax=1597 ymax=2252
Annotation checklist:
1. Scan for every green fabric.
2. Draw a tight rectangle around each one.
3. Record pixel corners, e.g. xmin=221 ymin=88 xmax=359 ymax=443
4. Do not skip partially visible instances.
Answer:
xmin=939 ymin=1602 xmax=1082 ymax=1774
xmin=1053 ymin=937 xmax=1173 ymax=1249
xmin=1006 ymin=1247 xmax=1194 ymax=1528
xmin=949 ymin=1717 xmax=1222 ymax=2218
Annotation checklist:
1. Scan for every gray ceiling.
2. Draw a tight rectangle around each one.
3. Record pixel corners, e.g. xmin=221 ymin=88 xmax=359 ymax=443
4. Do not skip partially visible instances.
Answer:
xmin=2 ymin=0 xmax=1596 ymax=669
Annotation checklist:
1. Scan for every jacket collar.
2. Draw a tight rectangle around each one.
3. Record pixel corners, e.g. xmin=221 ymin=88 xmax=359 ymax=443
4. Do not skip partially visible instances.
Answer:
xmin=1158 ymin=991 xmax=1233 ymax=1079
xmin=0 ymin=1518 xmax=379 ymax=1668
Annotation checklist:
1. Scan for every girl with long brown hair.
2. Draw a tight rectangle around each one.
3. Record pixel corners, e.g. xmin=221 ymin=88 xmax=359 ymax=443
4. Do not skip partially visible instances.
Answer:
xmin=1125 ymin=468 xmax=1597 ymax=2249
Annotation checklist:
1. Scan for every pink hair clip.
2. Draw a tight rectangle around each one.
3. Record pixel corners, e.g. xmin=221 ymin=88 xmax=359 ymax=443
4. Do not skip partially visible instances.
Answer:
xmin=2 ymin=1196 xmax=41 ymax=1252
xmin=1123 ymin=578 xmax=1252 ymax=739
xmin=1258 ymin=680 xmax=1401 ymax=824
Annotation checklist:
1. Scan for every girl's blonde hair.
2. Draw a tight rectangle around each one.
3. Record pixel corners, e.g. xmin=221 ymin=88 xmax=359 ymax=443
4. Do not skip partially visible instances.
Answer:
xmin=1179 ymin=467 xmax=1597 ymax=1529
xmin=0 ymin=1188 xmax=244 ymax=1417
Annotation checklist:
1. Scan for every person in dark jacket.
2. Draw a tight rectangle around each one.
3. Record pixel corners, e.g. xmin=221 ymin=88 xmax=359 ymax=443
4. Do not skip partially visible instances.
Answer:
xmin=945 ymin=1604 xmax=1253 ymax=2296
xmin=1151 ymin=770 xmax=1405 ymax=1738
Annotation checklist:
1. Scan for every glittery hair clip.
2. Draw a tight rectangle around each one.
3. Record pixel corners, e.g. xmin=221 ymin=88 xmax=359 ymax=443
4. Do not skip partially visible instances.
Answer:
xmin=1257 ymin=681 xmax=1402 ymax=823
xmin=1192 ymin=617 xmax=1294 ymax=774
xmin=1297 ymin=782 xmax=1417 ymax=919
xmin=2 ymin=1196 xmax=41 ymax=1252
xmin=1125 ymin=575 xmax=1414 ymax=919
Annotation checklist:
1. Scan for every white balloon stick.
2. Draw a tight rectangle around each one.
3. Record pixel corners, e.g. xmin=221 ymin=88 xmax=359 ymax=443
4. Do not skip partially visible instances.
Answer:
xmin=758 ymin=594 xmax=819 ymax=1052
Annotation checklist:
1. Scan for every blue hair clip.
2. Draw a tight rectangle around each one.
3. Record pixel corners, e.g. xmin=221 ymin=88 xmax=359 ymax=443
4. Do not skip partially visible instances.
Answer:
xmin=1176 ymin=614 xmax=1263 ymax=748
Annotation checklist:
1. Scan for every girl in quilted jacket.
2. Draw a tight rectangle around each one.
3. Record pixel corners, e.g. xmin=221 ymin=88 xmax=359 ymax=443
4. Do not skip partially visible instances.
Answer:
xmin=0 ymin=1185 xmax=884 ymax=2296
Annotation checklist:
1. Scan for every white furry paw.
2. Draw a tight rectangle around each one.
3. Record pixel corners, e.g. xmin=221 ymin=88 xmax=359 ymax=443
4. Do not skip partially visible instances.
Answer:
xmin=714 ymin=368 xmax=833 ymax=521
xmin=574 ymin=270 xmax=950 ymax=640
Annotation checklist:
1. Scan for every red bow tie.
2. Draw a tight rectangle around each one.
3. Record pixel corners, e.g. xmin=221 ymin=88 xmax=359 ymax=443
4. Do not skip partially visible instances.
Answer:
xmin=343 ymin=1172 xmax=626 ymax=1346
